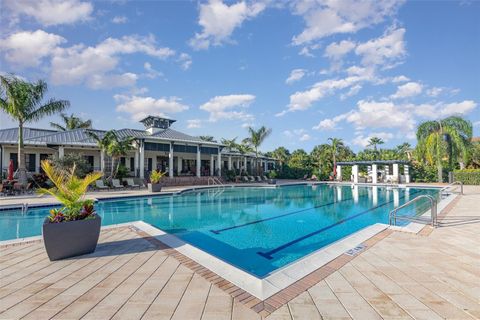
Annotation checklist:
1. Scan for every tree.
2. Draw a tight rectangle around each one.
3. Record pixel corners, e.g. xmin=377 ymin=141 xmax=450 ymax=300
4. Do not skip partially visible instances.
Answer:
xmin=328 ymin=138 xmax=344 ymax=178
xmin=50 ymin=113 xmax=92 ymax=131
xmin=396 ymin=142 xmax=412 ymax=160
xmin=243 ymin=126 xmax=272 ymax=175
xmin=271 ymin=147 xmax=290 ymax=169
xmin=416 ymin=116 xmax=472 ymax=182
xmin=367 ymin=137 xmax=384 ymax=151
xmin=221 ymin=137 xmax=237 ymax=149
xmin=0 ymin=75 xmax=69 ymax=184
xmin=199 ymin=135 xmax=216 ymax=142
xmin=236 ymin=143 xmax=253 ymax=175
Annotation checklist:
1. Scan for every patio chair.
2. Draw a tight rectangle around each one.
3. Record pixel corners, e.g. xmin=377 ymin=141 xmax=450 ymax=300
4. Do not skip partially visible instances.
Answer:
xmin=255 ymin=176 xmax=262 ymax=182
xmin=95 ymin=180 xmax=110 ymax=191
xmin=248 ymin=176 xmax=255 ymax=182
xmin=126 ymin=178 xmax=140 ymax=189
xmin=242 ymin=176 xmax=249 ymax=182
xmin=262 ymin=175 xmax=268 ymax=181
xmin=111 ymin=179 xmax=125 ymax=189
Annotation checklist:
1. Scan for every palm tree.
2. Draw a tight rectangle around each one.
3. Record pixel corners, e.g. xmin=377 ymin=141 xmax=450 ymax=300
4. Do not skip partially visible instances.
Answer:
xmin=221 ymin=137 xmax=237 ymax=150
xmin=367 ymin=137 xmax=384 ymax=151
xmin=243 ymin=126 xmax=272 ymax=175
xmin=199 ymin=135 xmax=216 ymax=142
xmin=236 ymin=143 xmax=253 ymax=175
xmin=271 ymin=147 xmax=290 ymax=170
xmin=416 ymin=116 xmax=472 ymax=182
xmin=328 ymin=138 xmax=344 ymax=179
xmin=396 ymin=142 xmax=411 ymax=160
xmin=88 ymin=130 xmax=134 ymax=178
xmin=0 ymin=75 xmax=69 ymax=184
xmin=50 ymin=113 xmax=92 ymax=131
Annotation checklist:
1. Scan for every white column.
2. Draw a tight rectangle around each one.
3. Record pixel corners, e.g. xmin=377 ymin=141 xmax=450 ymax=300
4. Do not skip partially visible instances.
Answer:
xmin=217 ymin=150 xmax=221 ymax=176
xmin=210 ymin=155 xmax=214 ymax=176
xmin=169 ymin=143 xmax=174 ymax=179
xmin=177 ymin=156 xmax=182 ymax=175
xmin=100 ymin=150 xmax=105 ymax=174
xmin=352 ymin=165 xmax=359 ymax=184
xmin=352 ymin=185 xmax=359 ymax=203
xmin=134 ymin=149 xmax=139 ymax=177
xmin=139 ymin=142 xmax=145 ymax=178
xmin=393 ymin=188 xmax=399 ymax=207
xmin=196 ymin=146 xmax=201 ymax=177
xmin=35 ymin=152 xmax=40 ymax=173
xmin=336 ymin=165 xmax=342 ymax=181
xmin=372 ymin=186 xmax=378 ymax=206
xmin=393 ymin=163 xmax=399 ymax=183
xmin=58 ymin=146 xmax=64 ymax=159
xmin=404 ymin=165 xmax=410 ymax=183
xmin=243 ymin=157 xmax=247 ymax=174
xmin=228 ymin=156 xmax=232 ymax=170
xmin=336 ymin=186 xmax=342 ymax=201
xmin=372 ymin=164 xmax=378 ymax=184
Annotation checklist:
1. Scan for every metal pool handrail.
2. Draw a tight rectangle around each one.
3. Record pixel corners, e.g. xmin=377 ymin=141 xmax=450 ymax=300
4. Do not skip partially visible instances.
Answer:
xmin=207 ymin=177 xmax=224 ymax=186
xmin=440 ymin=181 xmax=463 ymax=195
xmin=389 ymin=195 xmax=437 ymax=227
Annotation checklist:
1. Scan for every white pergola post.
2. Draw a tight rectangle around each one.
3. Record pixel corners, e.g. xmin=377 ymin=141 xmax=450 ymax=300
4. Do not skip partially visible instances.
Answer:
xmin=404 ymin=165 xmax=410 ymax=183
xmin=228 ymin=156 xmax=232 ymax=170
xmin=177 ymin=156 xmax=182 ymax=175
xmin=352 ymin=165 xmax=359 ymax=184
xmin=217 ymin=150 xmax=221 ymax=176
xmin=134 ymin=149 xmax=139 ymax=177
xmin=243 ymin=157 xmax=247 ymax=174
xmin=352 ymin=185 xmax=359 ymax=203
xmin=336 ymin=165 xmax=342 ymax=181
xmin=139 ymin=142 xmax=145 ymax=178
xmin=393 ymin=163 xmax=399 ymax=183
xmin=372 ymin=164 xmax=378 ymax=184
xmin=168 ymin=143 xmax=174 ymax=179
xmin=372 ymin=186 xmax=378 ymax=206
xmin=210 ymin=154 xmax=214 ymax=176
xmin=58 ymin=146 xmax=65 ymax=159
xmin=196 ymin=146 xmax=201 ymax=177
xmin=35 ymin=152 xmax=40 ymax=173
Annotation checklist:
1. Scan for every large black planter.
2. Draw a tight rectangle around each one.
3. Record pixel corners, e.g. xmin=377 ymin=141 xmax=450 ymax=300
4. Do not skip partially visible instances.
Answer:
xmin=148 ymin=183 xmax=162 ymax=192
xmin=268 ymin=179 xmax=277 ymax=185
xmin=42 ymin=215 xmax=101 ymax=261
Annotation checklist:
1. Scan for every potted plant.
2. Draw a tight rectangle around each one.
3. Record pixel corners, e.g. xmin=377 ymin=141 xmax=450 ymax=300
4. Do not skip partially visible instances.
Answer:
xmin=38 ymin=160 xmax=103 ymax=261
xmin=267 ymin=171 xmax=277 ymax=184
xmin=148 ymin=170 xmax=165 ymax=192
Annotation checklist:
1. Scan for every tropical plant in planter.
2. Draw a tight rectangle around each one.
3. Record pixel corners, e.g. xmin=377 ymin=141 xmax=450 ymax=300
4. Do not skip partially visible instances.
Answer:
xmin=267 ymin=170 xmax=277 ymax=184
xmin=38 ymin=160 xmax=103 ymax=261
xmin=148 ymin=170 xmax=166 ymax=192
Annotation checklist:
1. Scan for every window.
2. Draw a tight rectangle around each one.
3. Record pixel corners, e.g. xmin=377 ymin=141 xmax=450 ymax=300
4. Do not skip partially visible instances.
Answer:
xmin=120 ymin=157 xmax=126 ymax=166
xmin=84 ymin=156 xmax=94 ymax=172
xmin=26 ymin=154 xmax=36 ymax=172
xmin=130 ymin=157 xmax=134 ymax=170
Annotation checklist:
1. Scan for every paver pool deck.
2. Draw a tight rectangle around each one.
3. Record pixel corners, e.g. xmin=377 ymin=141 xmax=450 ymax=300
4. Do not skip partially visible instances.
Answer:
xmin=0 ymin=184 xmax=479 ymax=319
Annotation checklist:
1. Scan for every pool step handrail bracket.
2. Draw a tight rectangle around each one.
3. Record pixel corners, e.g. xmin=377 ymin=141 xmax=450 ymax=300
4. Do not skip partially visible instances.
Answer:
xmin=389 ymin=194 xmax=438 ymax=227
xmin=440 ymin=181 xmax=463 ymax=197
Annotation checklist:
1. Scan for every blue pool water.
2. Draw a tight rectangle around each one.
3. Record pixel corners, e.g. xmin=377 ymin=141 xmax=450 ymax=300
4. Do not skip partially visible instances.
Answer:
xmin=0 ymin=184 xmax=438 ymax=277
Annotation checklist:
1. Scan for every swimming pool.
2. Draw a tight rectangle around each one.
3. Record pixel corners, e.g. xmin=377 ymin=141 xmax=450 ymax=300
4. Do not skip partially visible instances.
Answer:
xmin=0 ymin=184 xmax=438 ymax=277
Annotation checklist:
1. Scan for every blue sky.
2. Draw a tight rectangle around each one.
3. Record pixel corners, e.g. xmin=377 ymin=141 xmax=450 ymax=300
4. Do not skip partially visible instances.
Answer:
xmin=1 ymin=0 xmax=479 ymax=152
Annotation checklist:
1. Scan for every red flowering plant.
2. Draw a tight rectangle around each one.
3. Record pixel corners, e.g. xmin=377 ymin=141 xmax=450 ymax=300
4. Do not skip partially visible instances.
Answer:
xmin=38 ymin=160 xmax=102 ymax=223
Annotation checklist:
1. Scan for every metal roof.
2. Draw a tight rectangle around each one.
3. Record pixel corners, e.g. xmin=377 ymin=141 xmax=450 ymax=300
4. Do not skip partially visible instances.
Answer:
xmin=0 ymin=127 xmax=58 ymax=145
xmin=337 ymin=160 xmax=409 ymax=165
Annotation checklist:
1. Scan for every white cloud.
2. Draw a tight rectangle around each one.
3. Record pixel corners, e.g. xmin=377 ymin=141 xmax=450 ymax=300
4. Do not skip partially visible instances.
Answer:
xmin=177 ymin=53 xmax=192 ymax=70
xmin=291 ymin=0 xmax=404 ymax=45
xmin=144 ymin=62 xmax=163 ymax=79
xmin=284 ymin=129 xmax=311 ymax=141
xmin=414 ymin=100 xmax=477 ymax=119
xmin=189 ymin=0 xmax=266 ymax=50
xmin=5 ymin=0 xmax=93 ymax=26
xmin=50 ymin=35 xmax=175 ymax=89
xmin=355 ymin=27 xmax=406 ymax=68
xmin=114 ymin=94 xmax=189 ymax=121
xmin=391 ymin=75 xmax=410 ymax=83
xmin=200 ymin=94 xmax=255 ymax=122
xmin=313 ymin=119 xmax=337 ymax=131
xmin=390 ymin=81 xmax=423 ymax=99
xmin=340 ymin=84 xmax=362 ymax=100
xmin=187 ymin=119 xmax=202 ymax=128
xmin=0 ymin=30 xmax=65 ymax=68
xmin=286 ymin=69 xmax=307 ymax=84
xmin=112 ymin=16 xmax=128 ymax=24
xmin=324 ymin=40 xmax=355 ymax=60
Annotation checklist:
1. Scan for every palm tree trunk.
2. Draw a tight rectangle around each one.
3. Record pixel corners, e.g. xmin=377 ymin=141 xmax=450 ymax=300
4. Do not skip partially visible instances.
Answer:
xmin=17 ymin=122 xmax=27 ymax=185
xmin=437 ymin=162 xmax=443 ymax=183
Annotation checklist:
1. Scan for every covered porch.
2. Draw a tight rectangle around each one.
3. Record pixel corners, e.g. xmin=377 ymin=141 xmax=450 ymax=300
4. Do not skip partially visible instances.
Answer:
xmin=336 ymin=160 xmax=411 ymax=184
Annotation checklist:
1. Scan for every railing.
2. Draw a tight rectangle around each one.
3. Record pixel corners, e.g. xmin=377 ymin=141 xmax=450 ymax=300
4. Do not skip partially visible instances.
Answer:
xmin=208 ymin=177 xmax=224 ymax=186
xmin=440 ymin=181 xmax=463 ymax=196
xmin=389 ymin=195 xmax=437 ymax=227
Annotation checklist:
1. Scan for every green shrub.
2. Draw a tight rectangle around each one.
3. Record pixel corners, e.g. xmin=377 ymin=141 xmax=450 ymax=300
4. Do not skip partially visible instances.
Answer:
xmin=454 ymin=169 xmax=480 ymax=185
xmin=267 ymin=170 xmax=277 ymax=179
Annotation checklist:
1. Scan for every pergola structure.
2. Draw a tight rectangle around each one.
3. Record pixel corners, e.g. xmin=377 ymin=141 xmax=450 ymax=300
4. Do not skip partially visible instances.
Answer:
xmin=336 ymin=160 xmax=410 ymax=184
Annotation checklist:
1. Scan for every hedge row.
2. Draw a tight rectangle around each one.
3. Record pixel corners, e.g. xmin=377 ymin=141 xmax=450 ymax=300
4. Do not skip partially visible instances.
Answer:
xmin=454 ymin=169 xmax=480 ymax=185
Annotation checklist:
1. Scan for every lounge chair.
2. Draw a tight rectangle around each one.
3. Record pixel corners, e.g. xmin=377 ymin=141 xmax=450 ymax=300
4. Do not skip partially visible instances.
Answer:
xmin=242 ymin=176 xmax=249 ymax=182
xmin=262 ymin=175 xmax=268 ymax=181
xmin=111 ymin=179 xmax=124 ymax=189
xmin=302 ymin=174 xmax=308 ymax=180
xmin=95 ymin=180 xmax=110 ymax=191
xmin=126 ymin=178 xmax=140 ymax=188
xmin=248 ymin=176 xmax=255 ymax=182
xmin=255 ymin=176 xmax=262 ymax=182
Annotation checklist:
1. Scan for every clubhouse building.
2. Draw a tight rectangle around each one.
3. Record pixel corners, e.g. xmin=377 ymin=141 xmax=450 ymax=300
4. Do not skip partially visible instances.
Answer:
xmin=0 ymin=116 xmax=275 ymax=180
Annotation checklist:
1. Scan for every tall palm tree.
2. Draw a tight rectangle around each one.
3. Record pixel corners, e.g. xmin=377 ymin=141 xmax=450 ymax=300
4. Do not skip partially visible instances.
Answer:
xmin=396 ymin=142 xmax=411 ymax=160
xmin=416 ymin=116 xmax=472 ymax=182
xmin=243 ymin=126 xmax=272 ymax=175
xmin=0 ymin=75 xmax=69 ymax=184
xmin=199 ymin=135 xmax=216 ymax=142
xmin=271 ymin=147 xmax=290 ymax=170
xmin=236 ymin=143 xmax=253 ymax=175
xmin=367 ymin=137 xmax=384 ymax=151
xmin=107 ymin=135 xmax=135 ymax=178
xmin=328 ymin=138 xmax=344 ymax=178
xmin=50 ymin=113 xmax=92 ymax=131
xmin=87 ymin=130 xmax=116 ymax=177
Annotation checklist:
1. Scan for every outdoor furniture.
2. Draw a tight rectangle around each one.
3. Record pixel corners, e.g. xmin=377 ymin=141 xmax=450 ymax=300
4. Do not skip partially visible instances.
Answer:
xmin=242 ymin=176 xmax=249 ymax=182
xmin=95 ymin=180 xmax=109 ymax=191
xmin=255 ymin=176 xmax=262 ymax=182
xmin=262 ymin=176 xmax=268 ymax=181
xmin=111 ymin=179 xmax=124 ymax=189
xmin=248 ymin=176 xmax=255 ymax=182
xmin=126 ymin=178 xmax=140 ymax=189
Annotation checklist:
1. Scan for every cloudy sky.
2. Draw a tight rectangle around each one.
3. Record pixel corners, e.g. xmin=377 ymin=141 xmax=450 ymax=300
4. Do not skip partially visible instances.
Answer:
xmin=1 ymin=0 xmax=479 ymax=151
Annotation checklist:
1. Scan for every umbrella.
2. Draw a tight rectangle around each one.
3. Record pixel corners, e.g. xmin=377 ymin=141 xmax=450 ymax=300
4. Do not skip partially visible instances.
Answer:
xmin=8 ymin=159 xmax=14 ymax=181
